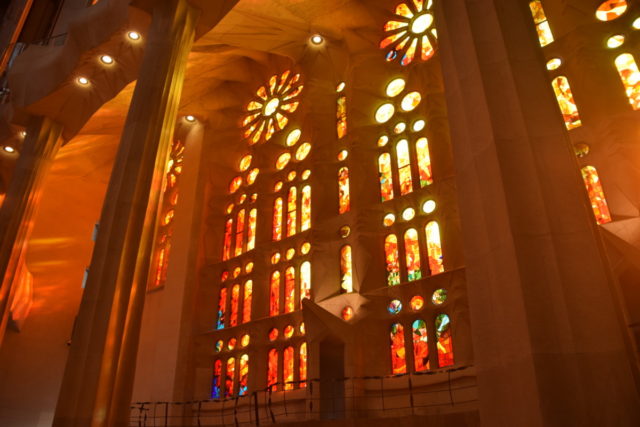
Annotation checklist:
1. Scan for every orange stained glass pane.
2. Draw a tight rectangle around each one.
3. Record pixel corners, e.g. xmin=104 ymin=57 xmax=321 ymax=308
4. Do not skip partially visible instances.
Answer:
xmin=596 ymin=0 xmax=627 ymax=21
xmin=340 ymin=245 xmax=353 ymax=293
xmin=342 ymin=306 xmax=354 ymax=320
xmin=301 ymin=185 xmax=311 ymax=231
xmin=404 ymin=228 xmax=422 ymax=281
xmin=247 ymin=208 xmax=257 ymax=251
xmin=235 ymin=209 xmax=245 ymax=257
xmin=410 ymin=295 xmax=425 ymax=311
xmin=238 ymin=354 xmax=249 ymax=396
xmin=412 ymin=319 xmax=430 ymax=371
xmin=337 ymin=95 xmax=347 ymax=139
xmin=232 ymin=267 xmax=241 ymax=278
xmin=225 ymin=357 xmax=235 ymax=397
xmin=615 ymin=53 xmax=640 ymax=110
xmin=420 ymin=35 xmax=434 ymax=61
xmin=221 ymin=270 xmax=229 ymax=282
xmin=239 ymin=155 xmax=252 ymax=171
xmin=287 ymin=171 xmax=297 ymax=182
xmin=390 ymin=323 xmax=407 ymax=374
xmin=400 ymin=91 xmax=421 ymax=112
xmin=230 ymin=284 xmax=240 ymax=327
xmin=416 ymin=138 xmax=433 ymax=187
xmin=338 ymin=167 xmax=350 ymax=214
xmin=425 ymin=221 xmax=444 ymax=274
xmin=270 ymin=271 xmax=280 ymax=316
xmin=401 ymin=37 xmax=418 ymax=66
xmin=551 ymin=76 xmax=582 ymax=130
xmin=275 ymin=112 xmax=289 ymax=131
xmin=285 ymin=267 xmax=296 ymax=313
xmin=273 ymin=198 xmax=283 ymax=241
xmin=529 ymin=1 xmax=554 ymax=46
xmin=436 ymin=314 xmax=454 ymax=367
xmin=396 ymin=140 xmax=414 ymax=195
xmin=284 ymin=346 xmax=295 ymax=390
xmin=299 ymin=342 xmax=308 ymax=388
xmin=229 ymin=176 xmax=243 ymax=193
xmin=269 ymin=327 xmax=279 ymax=341
xmin=216 ymin=287 xmax=227 ymax=330
xmin=267 ymin=349 xmax=278 ymax=390
xmin=581 ymin=166 xmax=612 ymax=224
xmin=242 ymin=280 xmax=252 ymax=323
xmin=246 ymin=168 xmax=259 ymax=185
xmin=378 ymin=153 xmax=394 ymax=202
xmin=276 ymin=153 xmax=291 ymax=170
xmin=287 ymin=187 xmax=298 ymax=236
xmin=300 ymin=261 xmax=311 ymax=306
xmin=212 ymin=359 xmax=222 ymax=399
xmin=284 ymin=325 xmax=295 ymax=338
xmin=385 ymin=234 xmax=401 ymax=286
xmin=295 ymin=143 xmax=311 ymax=161
xmin=222 ymin=219 xmax=233 ymax=261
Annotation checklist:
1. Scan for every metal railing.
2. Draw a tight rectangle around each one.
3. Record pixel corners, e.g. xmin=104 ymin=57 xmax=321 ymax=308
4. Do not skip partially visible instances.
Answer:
xmin=129 ymin=365 xmax=477 ymax=426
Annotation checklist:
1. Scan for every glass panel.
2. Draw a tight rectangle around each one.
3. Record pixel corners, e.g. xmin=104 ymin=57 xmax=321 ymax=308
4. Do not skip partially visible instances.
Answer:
xmin=230 ymin=284 xmax=240 ymax=327
xmin=299 ymin=342 xmax=308 ymax=388
xmin=338 ymin=167 xmax=350 ymax=214
xmin=287 ymin=187 xmax=297 ymax=236
xmin=396 ymin=140 xmax=413 ymax=195
xmin=384 ymin=234 xmax=401 ymax=286
xmin=235 ymin=209 xmax=245 ymax=257
xmin=223 ymin=218 xmax=233 ymax=261
xmin=337 ymin=95 xmax=347 ymax=139
xmin=596 ymin=0 xmax=628 ymax=21
xmin=247 ymin=208 xmax=257 ymax=251
xmin=285 ymin=266 xmax=296 ymax=313
xmin=301 ymin=185 xmax=311 ymax=231
xmin=284 ymin=346 xmax=295 ymax=390
xmin=425 ymin=221 xmax=444 ymax=274
xmin=614 ymin=53 xmax=640 ymax=110
xmin=404 ymin=228 xmax=422 ymax=281
xmin=528 ymin=1 xmax=554 ymax=46
xmin=340 ymin=245 xmax=353 ymax=293
xmin=390 ymin=323 xmax=407 ymax=374
xmin=412 ymin=319 xmax=430 ymax=372
xmin=225 ymin=357 xmax=236 ymax=397
xmin=270 ymin=271 xmax=280 ymax=316
xmin=212 ymin=360 xmax=222 ymax=399
xmin=551 ymin=76 xmax=582 ymax=130
xmin=273 ymin=198 xmax=283 ymax=241
xmin=416 ymin=137 xmax=433 ymax=187
xmin=243 ymin=280 xmax=252 ymax=323
xmin=216 ymin=287 xmax=227 ymax=330
xmin=435 ymin=314 xmax=454 ymax=367
xmin=267 ymin=349 xmax=278 ymax=390
xmin=581 ymin=166 xmax=612 ymax=224
xmin=300 ymin=261 xmax=311 ymax=305
xmin=238 ymin=355 xmax=249 ymax=396
xmin=378 ymin=153 xmax=394 ymax=202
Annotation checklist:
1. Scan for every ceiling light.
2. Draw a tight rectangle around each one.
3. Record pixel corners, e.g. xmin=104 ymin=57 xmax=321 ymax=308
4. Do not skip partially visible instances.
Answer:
xmin=100 ymin=55 xmax=114 ymax=65
xmin=20 ymin=131 xmax=26 ymax=137
xmin=310 ymin=34 xmax=324 ymax=45
xmin=185 ymin=115 xmax=196 ymax=123
xmin=3 ymin=146 xmax=15 ymax=153
xmin=127 ymin=31 xmax=141 ymax=41
xmin=77 ymin=76 xmax=90 ymax=85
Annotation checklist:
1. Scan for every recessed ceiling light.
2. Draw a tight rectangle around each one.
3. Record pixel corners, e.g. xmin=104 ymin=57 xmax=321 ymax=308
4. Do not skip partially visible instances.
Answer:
xmin=77 ymin=76 xmax=90 ymax=85
xmin=185 ymin=115 xmax=196 ymax=123
xmin=20 ymin=131 xmax=26 ymax=137
xmin=127 ymin=31 xmax=141 ymax=41
xmin=310 ymin=34 xmax=324 ymax=45
xmin=3 ymin=146 xmax=15 ymax=153
xmin=100 ymin=55 xmax=114 ymax=65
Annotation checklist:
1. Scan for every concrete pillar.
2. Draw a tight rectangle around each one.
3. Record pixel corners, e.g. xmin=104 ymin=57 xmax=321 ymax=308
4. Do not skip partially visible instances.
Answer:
xmin=0 ymin=116 xmax=61 ymax=346
xmin=435 ymin=0 xmax=640 ymax=425
xmin=52 ymin=1 xmax=198 ymax=425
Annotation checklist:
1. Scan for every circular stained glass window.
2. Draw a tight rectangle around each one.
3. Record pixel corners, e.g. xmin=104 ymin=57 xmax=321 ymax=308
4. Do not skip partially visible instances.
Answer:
xmin=402 ymin=207 xmax=416 ymax=221
xmin=375 ymin=103 xmax=395 ymax=123
xmin=383 ymin=213 xmax=396 ymax=227
xmin=232 ymin=267 xmax=241 ymax=278
xmin=226 ymin=203 xmax=234 ymax=214
xmin=342 ymin=306 xmax=354 ymax=321
xmin=378 ymin=135 xmax=389 ymax=147
xmin=215 ymin=340 xmax=223 ymax=352
xmin=338 ymin=150 xmax=349 ymax=161
xmin=246 ymin=168 xmax=259 ymax=185
xmin=285 ymin=248 xmax=295 ymax=260
xmin=596 ymin=0 xmax=627 ymax=22
xmin=227 ymin=338 xmax=237 ymax=350
xmin=546 ymin=58 xmax=562 ymax=71
xmin=394 ymin=122 xmax=407 ymax=134
xmin=271 ymin=252 xmax=281 ymax=264
xmin=276 ymin=153 xmax=291 ymax=170
xmin=239 ymin=154 xmax=252 ymax=171
xmin=284 ymin=325 xmax=295 ymax=338
xmin=301 ymin=169 xmax=311 ymax=180
xmin=274 ymin=181 xmax=283 ymax=192
xmin=287 ymin=171 xmax=297 ymax=181
xmin=388 ymin=299 xmax=403 ymax=314
xmin=401 ymin=91 xmax=422 ymax=112
xmin=220 ymin=271 xmax=229 ymax=282
xmin=286 ymin=129 xmax=302 ymax=146
xmin=244 ymin=262 xmax=254 ymax=274
xmin=268 ymin=328 xmax=279 ymax=341
xmin=410 ymin=295 xmax=425 ymax=311
xmin=432 ymin=288 xmax=448 ymax=305
xmin=412 ymin=119 xmax=426 ymax=132
xmin=240 ymin=334 xmax=250 ymax=347
xmin=607 ymin=34 xmax=625 ymax=48
xmin=386 ymin=78 xmax=406 ymax=97
xmin=422 ymin=200 xmax=436 ymax=214
xmin=229 ymin=176 xmax=243 ymax=193
xmin=300 ymin=242 xmax=311 ymax=254
xmin=296 ymin=143 xmax=311 ymax=161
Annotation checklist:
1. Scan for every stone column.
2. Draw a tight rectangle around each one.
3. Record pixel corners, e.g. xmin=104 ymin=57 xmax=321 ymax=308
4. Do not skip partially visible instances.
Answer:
xmin=0 ymin=116 xmax=61 ymax=345
xmin=435 ymin=0 xmax=640 ymax=426
xmin=52 ymin=1 xmax=198 ymax=426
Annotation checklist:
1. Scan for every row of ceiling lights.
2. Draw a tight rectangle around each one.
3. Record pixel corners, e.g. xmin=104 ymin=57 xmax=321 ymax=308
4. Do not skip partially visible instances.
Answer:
xmin=76 ymin=31 xmax=142 ymax=87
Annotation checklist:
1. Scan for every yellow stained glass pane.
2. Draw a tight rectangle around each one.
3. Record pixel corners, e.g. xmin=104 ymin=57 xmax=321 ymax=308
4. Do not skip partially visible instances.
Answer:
xmin=401 ymin=91 xmax=422 ymax=111
xmin=386 ymin=78 xmax=406 ymax=97
xmin=425 ymin=221 xmax=444 ymax=274
xmin=596 ymin=0 xmax=627 ymax=21
xmin=286 ymin=129 xmax=301 ymax=146
xmin=340 ymin=245 xmax=353 ymax=293
xmin=239 ymin=155 xmax=252 ymax=171
xmin=581 ymin=166 xmax=612 ymax=224
xmin=551 ymin=76 xmax=582 ymax=129
xmin=229 ymin=176 xmax=243 ymax=193
xmin=295 ymin=143 xmax=311 ymax=161
xmin=376 ymin=103 xmax=395 ymax=123
xmin=615 ymin=53 xmax=640 ymax=110
xmin=276 ymin=153 xmax=291 ymax=170
xmin=301 ymin=185 xmax=311 ymax=231
xmin=383 ymin=213 xmax=395 ymax=227
xmin=546 ymin=58 xmax=562 ymax=70
xmin=607 ymin=34 xmax=625 ymax=48
xmin=246 ymin=168 xmax=259 ymax=185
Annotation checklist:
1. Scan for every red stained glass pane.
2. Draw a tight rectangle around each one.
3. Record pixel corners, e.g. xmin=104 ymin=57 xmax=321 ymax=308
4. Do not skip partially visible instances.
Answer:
xmin=273 ymin=198 xmax=283 ymax=241
xmin=390 ymin=323 xmax=407 ymax=374
xmin=267 ymin=349 xmax=278 ymax=390
xmin=378 ymin=154 xmax=394 ymax=202
xmin=551 ymin=76 xmax=581 ymax=130
xmin=238 ymin=354 xmax=249 ymax=396
xmin=243 ymin=280 xmax=252 ymax=323
xmin=285 ymin=267 xmax=295 ymax=313
xmin=581 ymin=166 xmax=612 ymax=224
xmin=247 ymin=208 xmax=257 ymax=251
xmin=300 ymin=261 xmax=311 ymax=306
xmin=225 ymin=357 xmax=236 ymax=397
xmin=216 ymin=288 xmax=227 ymax=330
xmin=301 ymin=185 xmax=311 ymax=231
xmin=299 ymin=342 xmax=307 ymax=388
xmin=340 ymin=245 xmax=353 ymax=293
xmin=436 ymin=314 xmax=454 ymax=367
xmin=425 ymin=221 xmax=444 ymax=274
xmin=396 ymin=140 xmax=413 ymax=195
xmin=415 ymin=138 xmax=433 ymax=187
xmin=230 ymin=284 xmax=240 ymax=327
xmin=338 ymin=167 xmax=350 ymax=214
xmin=235 ymin=209 xmax=245 ymax=257
xmin=270 ymin=271 xmax=280 ymax=316
xmin=287 ymin=187 xmax=297 ymax=237
xmin=212 ymin=359 xmax=222 ymax=399
xmin=384 ymin=234 xmax=401 ymax=286
xmin=284 ymin=346 xmax=294 ymax=390
xmin=412 ymin=319 xmax=430 ymax=371
xmin=404 ymin=228 xmax=422 ymax=281
xmin=337 ymin=95 xmax=347 ymax=139
xmin=222 ymin=218 xmax=233 ymax=261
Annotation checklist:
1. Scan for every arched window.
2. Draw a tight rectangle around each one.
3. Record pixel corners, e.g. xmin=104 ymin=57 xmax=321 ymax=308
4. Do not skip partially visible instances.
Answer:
xmin=300 ymin=261 xmax=311 ymax=305
xmin=230 ymin=284 xmax=240 ymax=327
xmin=285 ymin=266 xmax=296 ymax=313
xmin=551 ymin=76 xmax=582 ymax=130
xmin=235 ymin=209 xmax=245 ymax=257
xmin=435 ymin=314 xmax=454 ymax=367
xmin=337 ymin=93 xmax=347 ymax=139
xmin=425 ymin=221 xmax=444 ymax=274
xmin=384 ymin=234 xmax=401 ymax=286
xmin=225 ymin=357 xmax=236 ymax=397
xmin=216 ymin=287 xmax=227 ymax=330
xmin=415 ymin=137 xmax=433 ymax=187
xmin=299 ymin=342 xmax=308 ymax=388
xmin=267 ymin=349 xmax=278 ymax=390
xmin=528 ymin=1 xmax=554 ymax=47
xmin=287 ymin=187 xmax=297 ymax=237
xmin=270 ymin=271 xmax=280 ymax=316
xmin=614 ymin=53 xmax=640 ymax=110
xmin=412 ymin=319 xmax=429 ymax=372
xmin=284 ymin=346 xmax=295 ymax=390
xmin=404 ymin=228 xmax=422 ymax=281
xmin=222 ymin=218 xmax=233 ymax=260
xmin=581 ymin=166 xmax=612 ymax=224
xmin=378 ymin=153 xmax=394 ymax=202
xmin=301 ymin=185 xmax=311 ymax=231
xmin=273 ymin=198 xmax=283 ymax=241
xmin=212 ymin=360 xmax=222 ymax=398
xmin=242 ymin=280 xmax=252 ymax=323
xmin=247 ymin=208 xmax=257 ymax=251
xmin=238 ymin=354 xmax=249 ymax=396
xmin=338 ymin=167 xmax=350 ymax=214
xmin=340 ymin=245 xmax=353 ymax=293
xmin=396 ymin=139 xmax=413 ymax=195
xmin=390 ymin=323 xmax=407 ymax=374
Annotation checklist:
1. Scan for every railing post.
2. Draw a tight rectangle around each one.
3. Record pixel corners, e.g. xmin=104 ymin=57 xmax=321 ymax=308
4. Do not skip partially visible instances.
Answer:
xmin=252 ymin=392 xmax=260 ymax=426
xmin=267 ymin=386 xmax=276 ymax=424
xmin=164 ymin=402 xmax=169 ymax=427
xmin=408 ymin=374 xmax=414 ymax=415
xmin=196 ymin=401 xmax=202 ymax=427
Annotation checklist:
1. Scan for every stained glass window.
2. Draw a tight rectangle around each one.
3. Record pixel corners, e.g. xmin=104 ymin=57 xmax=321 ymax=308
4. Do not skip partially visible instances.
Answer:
xmin=404 ymin=228 xmax=422 ymax=281
xmin=230 ymin=284 xmax=240 ymax=327
xmin=596 ymin=0 xmax=627 ymax=21
xmin=284 ymin=346 xmax=295 ymax=390
xmin=396 ymin=140 xmax=413 ymax=195
xmin=225 ymin=357 xmax=236 ymax=397
xmin=235 ymin=209 xmax=245 ymax=257
xmin=425 ymin=221 xmax=444 ymax=274
xmin=247 ymin=208 xmax=257 ymax=251
xmin=412 ymin=319 xmax=429 ymax=371
xmin=390 ymin=323 xmax=407 ymax=374
xmin=551 ymin=76 xmax=582 ymax=130
xmin=238 ymin=354 xmax=249 ymax=396
xmin=216 ymin=287 xmax=227 ymax=329
xmin=340 ymin=245 xmax=353 ymax=293
xmin=285 ymin=266 xmax=296 ymax=313
xmin=299 ymin=342 xmax=308 ymax=388
xmin=338 ymin=167 xmax=350 ymax=214
xmin=581 ymin=166 xmax=612 ymax=224
xmin=270 ymin=271 xmax=280 ymax=316
xmin=378 ymin=153 xmax=394 ymax=202
xmin=287 ymin=187 xmax=297 ymax=237
xmin=301 ymin=185 xmax=311 ymax=231
xmin=243 ymin=280 xmax=252 ymax=323
xmin=273 ymin=198 xmax=283 ymax=241
xmin=614 ymin=53 xmax=640 ymax=110
xmin=300 ymin=261 xmax=311 ymax=305
xmin=380 ymin=1 xmax=437 ymax=66
xmin=415 ymin=137 xmax=433 ymax=187
xmin=337 ymin=94 xmax=347 ymax=139
xmin=529 ymin=1 xmax=554 ymax=47
xmin=384 ymin=234 xmax=401 ymax=286
xmin=212 ymin=360 xmax=222 ymax=399
xmin=435 ymin=314 xmax=454 ymax=367
xmin=267 ymin=349 xmax=278 ymax=390
xmin=222 ymin=219 xmax=233 ymax=261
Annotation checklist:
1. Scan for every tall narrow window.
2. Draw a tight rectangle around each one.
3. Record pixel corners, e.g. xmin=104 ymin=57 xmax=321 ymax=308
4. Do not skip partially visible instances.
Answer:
xmin=222 ymin=218 xmax=233 ymax=260
xmin=287 ymin=187 xmax=297 ymax=237
xmin=415 ymin=138 xmax=433 ymax=187
xmin=267 ymin=349 xmax=278 ymax=390
xmin=378 ymin=153 xmax=394 ymax=202
xmin=270 ymin=271 xmax=280 ymax=316
xmin=230 ymin=284 xmax=240 ymax=327
xmin=225 ymin=357 xmax=236 ymax=397
xmin=412 ymin=319 xmax=429 ymax=372
xmin=273 ymin=197 xmax=283 ymax=241
xmin=301 ymin=185 xmax=311 ymax=231
xmin=300 ymin=261 xmax=311 ymax=305
xmin=404 ymin=228 xmax=422 ymax=281
xmin=235 ymin=209 xmax=245 ymax=257
xmin=529 ymin=1 xmax=554 ymax=47
xmin=242 ymin=280 xmax=252 ymax=323
xmin=338 ymin=167 xmax=350 ymax=214
xmin=285 ymin=266 xmax=296 ymax=313
xmin=551 ymin=76 xmax=582 ymax=130
xmin=614 ymin=53 xmax=640 ymax=110
xmin=283 ymin=346 xmax=295 ymax=390
xmin=396 ymin=139 xmax=413 ymax=195
xmin=247 ymin=208 xmax=257 ymax=251
xmin=581 ymin=166 xmax=612 ymax=224
xmin=337 ymin=94 xmax=347 ymax=139
xmin=212 ymin=360 xmax=222 ymax=399
xmin=425 ymin=221 xmax=444 ymax=274
xmin=299 ymin=342 xmax=307 ymax=388
xmin=384 ymin=234 xmax=401 ymax=286
xmin=238 ymin=354 xmax=249 ymax=396
xmin=216 ymin=287 xmax=227 ymax=330
xmin=436 ymin=314 xmax=454 ymax=367
xmin=340 ymin=245 xmax=353 ymax=293
xmin=390 ymin=323 xmax=407 ymax=374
